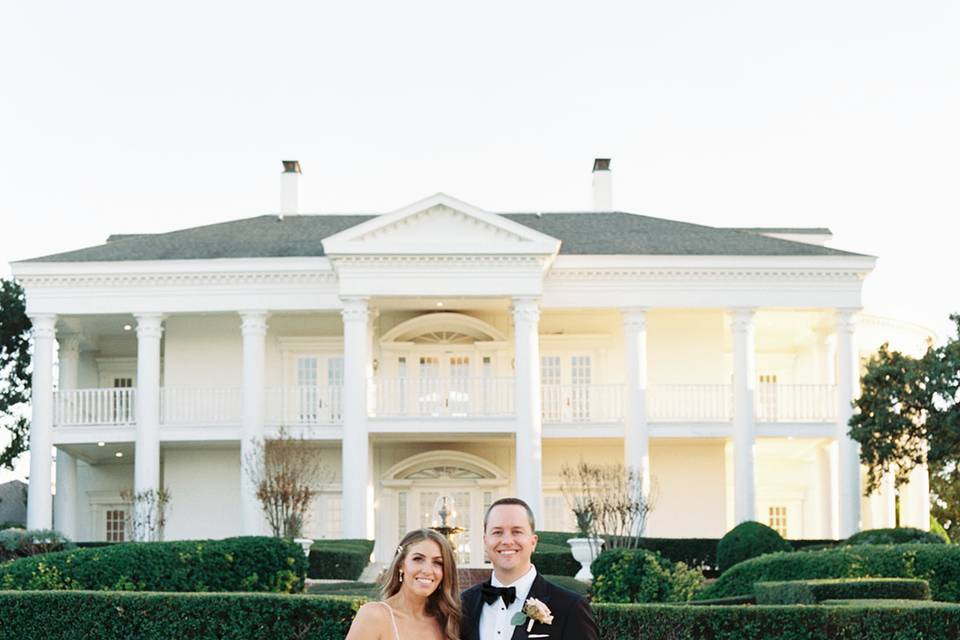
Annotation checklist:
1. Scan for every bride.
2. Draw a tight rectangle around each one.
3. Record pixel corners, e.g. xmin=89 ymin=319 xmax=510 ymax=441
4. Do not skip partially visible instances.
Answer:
xmin=345 ymin=529 xmax=462 ymax=640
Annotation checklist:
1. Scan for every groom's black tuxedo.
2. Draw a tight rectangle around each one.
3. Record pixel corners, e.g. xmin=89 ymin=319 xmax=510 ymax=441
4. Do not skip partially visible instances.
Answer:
xmin=460 ymin=572 xmax=599 ymax=640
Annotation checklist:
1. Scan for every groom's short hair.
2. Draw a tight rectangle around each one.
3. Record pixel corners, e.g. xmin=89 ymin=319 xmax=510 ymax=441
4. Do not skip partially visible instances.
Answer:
xmin=483 ymin=497 xmax=536 ymax=533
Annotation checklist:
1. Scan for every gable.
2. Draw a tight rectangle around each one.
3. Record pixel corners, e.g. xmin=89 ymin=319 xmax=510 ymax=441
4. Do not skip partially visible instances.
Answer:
xmin=321 ymin=193 xmax=560 ymax=256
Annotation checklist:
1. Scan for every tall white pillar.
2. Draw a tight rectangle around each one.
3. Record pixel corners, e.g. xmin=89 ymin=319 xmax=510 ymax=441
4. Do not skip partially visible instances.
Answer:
xmin=730 ymin=308 xmax=756 ymax=524
xmin=835 ymin=308 xmax=861 ymax=537
xmin=341 ymin=297 xmax=371 ymax=539
xmin=239 ymin=311 xmax=268 ymax=535
xmin=54 ymin=335 xmax=80 ymax=538
xmin=27 ymin=314 xmax=56 ymax=530
xmin=819 ymin=441 xmax=839 ymax=538
xmin=901 ymin=457 xmax=931 ymax=530
xmin=622 ymin=308 xmax=650 ymax=501
xmin=134 ymin=313 xmax=163 ymax=539
xmin=512 ymin=297 xmax=543 ymax=526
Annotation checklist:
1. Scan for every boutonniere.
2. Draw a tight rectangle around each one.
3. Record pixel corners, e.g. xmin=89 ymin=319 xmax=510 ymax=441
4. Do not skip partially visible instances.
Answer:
xmin=509 ymin=597 xmax=554 ymax=632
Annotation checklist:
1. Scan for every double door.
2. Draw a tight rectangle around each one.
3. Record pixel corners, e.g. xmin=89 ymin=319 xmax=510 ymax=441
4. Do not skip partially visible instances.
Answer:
xmin=294 ymin=355 xmax=344 ymax=423
xmin=541 ymin=354 xmax=593 ymax=422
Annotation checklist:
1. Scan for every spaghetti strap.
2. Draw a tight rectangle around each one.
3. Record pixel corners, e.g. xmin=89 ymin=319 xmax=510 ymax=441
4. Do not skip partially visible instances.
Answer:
xmin=377 ymin=601 xmax=401 ymax=640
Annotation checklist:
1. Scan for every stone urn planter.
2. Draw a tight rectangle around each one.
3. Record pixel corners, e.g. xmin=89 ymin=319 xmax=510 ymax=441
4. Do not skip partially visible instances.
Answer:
xmin=567 ymin=537 xmax=604 ymax=582
xmin=294 ymin=537 xmax=314 ymax=558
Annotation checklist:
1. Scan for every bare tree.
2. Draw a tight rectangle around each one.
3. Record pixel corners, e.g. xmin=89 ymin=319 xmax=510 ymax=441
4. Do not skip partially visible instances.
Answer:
xmin=243 ymin=427 xmax=331 ymax=539
xmin=560 ymin=461 xmax=653 ymax=549
xmin=121 ymin=487 xmax=171 ymax=542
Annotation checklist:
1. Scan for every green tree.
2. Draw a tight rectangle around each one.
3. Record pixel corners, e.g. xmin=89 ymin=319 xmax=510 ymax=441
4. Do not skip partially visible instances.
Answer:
xmin=848 ymin=314 xmax=960 ymax=538
xmin=0 ymin=279 xmax=31 ymax=469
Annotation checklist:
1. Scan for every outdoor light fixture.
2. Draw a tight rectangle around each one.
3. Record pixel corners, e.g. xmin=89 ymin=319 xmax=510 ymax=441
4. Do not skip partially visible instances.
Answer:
xmin=436 ymin=301 xmax=444 ymax=307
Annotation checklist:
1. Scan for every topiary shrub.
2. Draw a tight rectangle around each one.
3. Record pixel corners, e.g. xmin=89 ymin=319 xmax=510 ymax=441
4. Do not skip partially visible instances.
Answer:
xmin=716 ymin=521 xmax=792 ymax=572
xmin=308 ymin=539 xmax=374 ymax=580
xmin=591 ymin=548 xmax=703 ymax=603
xmin=845 ymin=527 xmax=947 ymax=546
xmin=696 ymin=543 xmax=960 ymax=602
xmin=0 ymin=536 xmax=305 ymax=593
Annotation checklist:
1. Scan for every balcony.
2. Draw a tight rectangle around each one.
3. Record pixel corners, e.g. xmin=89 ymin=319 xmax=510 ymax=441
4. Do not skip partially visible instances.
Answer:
xmin=51 ymin=382 xmax=840 ymax=429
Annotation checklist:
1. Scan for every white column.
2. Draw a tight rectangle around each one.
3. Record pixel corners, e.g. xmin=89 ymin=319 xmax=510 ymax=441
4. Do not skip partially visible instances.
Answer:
xmin=512 ymin=297 xmax=543 ymax=526
xmin=239 ymin=311 xmax=268 ymax=535
xmin=819 ymin=442 xmax=839 ymax=538
xmin=730 ymin=308 xmax=756 ymax=524
xmin=134 ymin=313 xmax=163 ymax=539
xmin=835 ymin=308 xmax=861 ymax=537
xmin=622 ymin=308 xmax=650 ymax=501
xmin=54 ymin=335 xmax=80 ymax=538
xmin=341 ymin=297 xmax=371 ymax=539
xmin=27 ymin=314 xmax=56 ymax=530
xmin=901 ymin=457 xmax=931 ymax=530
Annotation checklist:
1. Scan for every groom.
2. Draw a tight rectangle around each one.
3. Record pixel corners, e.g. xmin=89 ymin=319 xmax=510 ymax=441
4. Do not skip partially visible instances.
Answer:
xmin=461 ymin=497 xmax=599 ymax=640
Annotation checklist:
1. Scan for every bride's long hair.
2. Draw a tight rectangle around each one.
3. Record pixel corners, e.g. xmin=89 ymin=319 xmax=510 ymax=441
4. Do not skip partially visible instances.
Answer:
xmin=380 ymin=528 xmax=462 ymax=640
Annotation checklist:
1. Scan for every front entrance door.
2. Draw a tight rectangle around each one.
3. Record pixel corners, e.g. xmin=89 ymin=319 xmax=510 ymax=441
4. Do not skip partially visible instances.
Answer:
xmin=396 ymin=481 xmax=495 ymax=566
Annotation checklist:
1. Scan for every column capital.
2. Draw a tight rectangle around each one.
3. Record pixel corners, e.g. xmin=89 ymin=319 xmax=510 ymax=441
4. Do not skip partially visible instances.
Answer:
xmin=58 ymin=334 xmax=82 ymax=355
xmin=511 ymin=297 xmax=540 ymax=324
xmin=728 ymin=307 xmax=756 ymax=332
xmin=135 ymin=313 xmax=165 ymax=339
xmin=239 ymin=310 xmax=270 ymax=334
xmin=834 ymin=308 xmax=860 ymax=334
xmin=29 ymin=314 xmax=57 ymax=340
xmin=340 ymin=297 xmax=369 ymax=324
xmin=621 ymin=307 xmax=648 ymax=330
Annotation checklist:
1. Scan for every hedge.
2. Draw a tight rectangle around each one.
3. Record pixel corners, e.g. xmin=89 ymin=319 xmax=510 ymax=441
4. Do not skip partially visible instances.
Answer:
xmin=0 ymin=591 xmax=361 ymax=640
xmin=753 ymin=578 xmax=931 ymax=605
xmin=717 ymin=521 xmax=792 ymax=572
xmin=592 ymin=548 xmax=703 ymax=603
xmin=531 ymin=542 xmax=580 ymax=576
xmin=697 ymin=544 xmax=960 ymax=602
xmin=3 ymin=592 xmax=960 ymax=640
xmin=308 ymin=539 xmax=374 ymax=580
xmin=0 ymin=536 xmax=305 ymax=593
xmin=536 ymin=531 xmax=837 ymax=577
xmin=845 ymin=527 xmax=947 ymax=546
xmin=593 ymin=602 xmax=960 ymax=639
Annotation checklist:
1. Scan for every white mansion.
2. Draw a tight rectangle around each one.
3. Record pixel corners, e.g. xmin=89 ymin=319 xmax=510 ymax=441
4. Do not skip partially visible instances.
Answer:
xmin=13 ymin=160 xmax=932 ymax=565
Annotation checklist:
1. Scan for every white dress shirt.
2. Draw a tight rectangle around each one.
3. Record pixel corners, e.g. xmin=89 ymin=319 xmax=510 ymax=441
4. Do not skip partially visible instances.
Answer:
xmin=479 ymin=565 xmax=538 ymax=640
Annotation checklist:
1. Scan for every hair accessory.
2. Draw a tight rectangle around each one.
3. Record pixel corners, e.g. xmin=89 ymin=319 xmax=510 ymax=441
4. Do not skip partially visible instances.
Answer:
xmin=396 ymin=544 xmax=403 ymax=555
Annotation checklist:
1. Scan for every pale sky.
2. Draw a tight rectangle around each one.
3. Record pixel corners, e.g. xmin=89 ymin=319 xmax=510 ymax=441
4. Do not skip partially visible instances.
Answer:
xmin=1 ymin=2 xmax=958 ymax=480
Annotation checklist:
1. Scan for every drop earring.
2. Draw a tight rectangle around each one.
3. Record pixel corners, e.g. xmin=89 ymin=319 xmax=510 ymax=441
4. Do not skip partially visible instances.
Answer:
xmin=399 ymin=570 xmax=404 ymax=583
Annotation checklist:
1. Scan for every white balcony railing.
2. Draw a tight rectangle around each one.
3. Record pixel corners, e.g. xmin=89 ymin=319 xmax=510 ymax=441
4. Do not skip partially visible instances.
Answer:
xmin=541 ymin=384 xmax=624 ymax=423
xmin=373 ymin=377 xmax=514 ymax=418
xmin=160 ymin=387 xmax=242 ymax=425
xmin=51 ymin=382 xmax=839 ymax=428
xmin=265 ymin=385 xmax=344 ymax=426
xmin=54 ymin=388 xmax=135 ymax=426
xmin=756 ymin=384 xmax=837 ymax=422
xmin=648 ymin=385 xmax=734 ymax=422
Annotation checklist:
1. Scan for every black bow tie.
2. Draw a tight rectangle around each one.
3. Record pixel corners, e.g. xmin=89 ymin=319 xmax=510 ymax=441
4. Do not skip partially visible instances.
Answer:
xmin=481 ymin=583 xmax=517 ymax=607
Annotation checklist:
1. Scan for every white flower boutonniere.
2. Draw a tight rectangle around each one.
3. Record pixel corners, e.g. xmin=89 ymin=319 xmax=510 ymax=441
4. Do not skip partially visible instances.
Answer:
xmin=509 ymin=597 xmax=554 ymax=632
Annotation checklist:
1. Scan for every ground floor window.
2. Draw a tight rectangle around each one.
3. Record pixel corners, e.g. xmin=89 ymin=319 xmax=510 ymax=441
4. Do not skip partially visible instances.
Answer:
xmin=768 ymin=505 xmax=788 ymax=537
xmin=105 ymin=507 xmax=127 ymax=542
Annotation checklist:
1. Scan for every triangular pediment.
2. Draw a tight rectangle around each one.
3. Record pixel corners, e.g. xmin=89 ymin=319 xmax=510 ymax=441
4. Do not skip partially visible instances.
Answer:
xmin=321 ymin=193 xmax=560 ymax=256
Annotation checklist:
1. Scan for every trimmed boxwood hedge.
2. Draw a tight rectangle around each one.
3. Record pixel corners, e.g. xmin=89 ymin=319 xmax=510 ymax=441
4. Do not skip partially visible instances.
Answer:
xmin=531 ymin=542 xmax=581 ymax=576
xmin=593 ymin=601 xmax=960 ymax=639
xmin=754 ymin=578 xmax=931 ymax=605
xmin=697 ymin=544 xmax=960 ymax=602
xmin=2 ymin=592 xmax=960 ymax=640
xmin=845 ymin=527 xmax=947 ymax=545
xmin=308 ymin=539 xmax=374 ymax=580
xmin=0 ymin=591 xmax=362 ymax=640
xmin=717 ymin=521 xmax=792 ymax=572
xmin=0 ymin=536 xmax=305 ymax=593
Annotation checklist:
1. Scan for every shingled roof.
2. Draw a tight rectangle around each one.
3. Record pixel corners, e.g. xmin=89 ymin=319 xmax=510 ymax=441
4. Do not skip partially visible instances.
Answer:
xmin=21 ymin=212 xmax=867 ymax=262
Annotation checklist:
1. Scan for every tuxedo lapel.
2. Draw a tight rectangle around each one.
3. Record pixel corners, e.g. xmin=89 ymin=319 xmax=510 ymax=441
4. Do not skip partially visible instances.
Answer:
xmin=510 ymin=574 xmax=552 ymax=640
xmin=468 ymin=582 xmax=485 ymax=640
